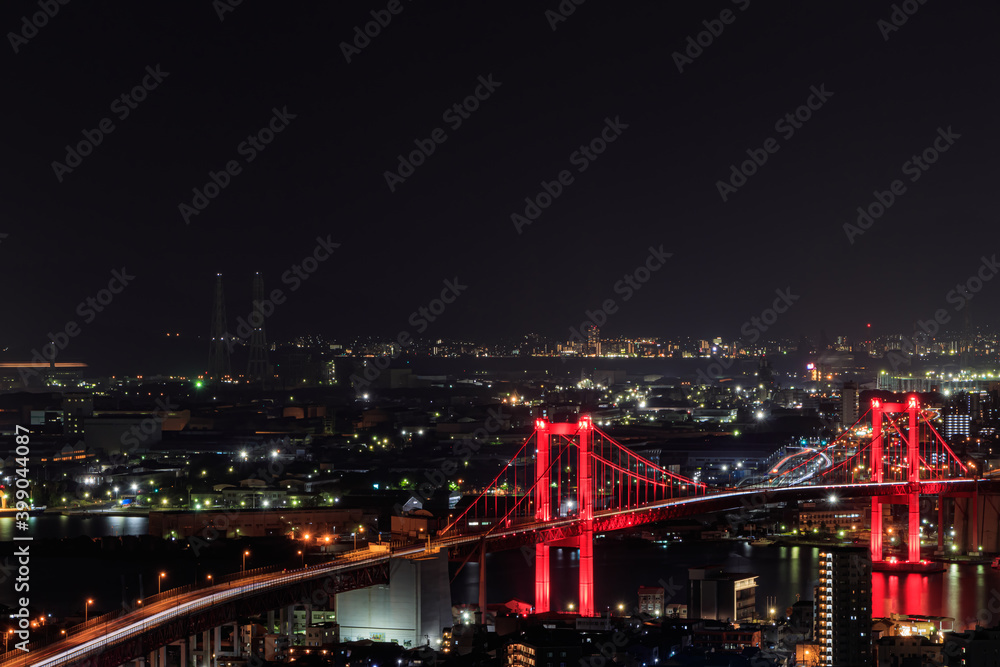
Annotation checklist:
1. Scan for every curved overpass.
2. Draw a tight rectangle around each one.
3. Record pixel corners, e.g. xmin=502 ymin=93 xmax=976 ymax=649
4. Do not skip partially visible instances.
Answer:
xmin=12 ymin=478 xmax=997 ymax=667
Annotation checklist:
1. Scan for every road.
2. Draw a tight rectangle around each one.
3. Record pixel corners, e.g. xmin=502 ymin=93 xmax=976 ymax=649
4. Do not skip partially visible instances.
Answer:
xmin=11 ymin=479 xmax=988 ymax=667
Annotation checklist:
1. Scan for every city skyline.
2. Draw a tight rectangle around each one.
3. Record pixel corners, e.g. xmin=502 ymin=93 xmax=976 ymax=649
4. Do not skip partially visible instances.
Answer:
xmin=2 ymin=2 xmax=999 ymax=374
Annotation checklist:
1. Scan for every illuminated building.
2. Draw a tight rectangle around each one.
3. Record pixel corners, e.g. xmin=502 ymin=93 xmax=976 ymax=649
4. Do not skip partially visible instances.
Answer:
xmin=62 ymin=392 xmax=93 ymax=436
xmin=637 ymin=586 xmax=664 ymax=617
xmin=816 ymin=547 xmax=872 ymax=666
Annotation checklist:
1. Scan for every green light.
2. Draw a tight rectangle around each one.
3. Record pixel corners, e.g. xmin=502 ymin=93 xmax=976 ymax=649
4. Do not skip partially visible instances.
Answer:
xmin=194 ymin=380 xmax=204 ymax=389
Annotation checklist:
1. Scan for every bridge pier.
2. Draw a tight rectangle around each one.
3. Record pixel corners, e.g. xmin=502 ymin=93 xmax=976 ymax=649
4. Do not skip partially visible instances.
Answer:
xmin=189 ymin=629 xmax=213 ymax=666
xmin=950 ymin=490 xmax=1000 ymax=554
xmin=870 ymin=498 xmax=883 ymax=562
xmin=908 ymin=491 xmax=920 ymax=562
xmin=534 ymin=543 xmax=550 ymax=613
xmin=336 ymin=549 xmax=451 ymax=644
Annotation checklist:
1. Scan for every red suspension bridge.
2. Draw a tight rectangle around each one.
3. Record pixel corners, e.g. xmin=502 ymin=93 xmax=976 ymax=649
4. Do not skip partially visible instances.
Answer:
xmin=440 ymin=398 xmax=987 ymax=615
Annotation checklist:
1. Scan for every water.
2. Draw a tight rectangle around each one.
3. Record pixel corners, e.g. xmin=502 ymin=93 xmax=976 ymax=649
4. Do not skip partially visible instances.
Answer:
xmin=0 ymin=514 xmax=148 ymax=541
xmin=5 ymin=517 xmax=998 ymax=630
xmin=452 ymin=539 xmax=1000 ymax=631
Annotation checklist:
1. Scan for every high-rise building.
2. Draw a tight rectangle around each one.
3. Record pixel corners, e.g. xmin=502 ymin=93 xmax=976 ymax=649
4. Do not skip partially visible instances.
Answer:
xmin=816 ymin=547 xmax=872 ymax=666
xmin=586 ymin=324 xmax=600 ymax=356
xmin=688 ymin=566 xmax=757 ymax=622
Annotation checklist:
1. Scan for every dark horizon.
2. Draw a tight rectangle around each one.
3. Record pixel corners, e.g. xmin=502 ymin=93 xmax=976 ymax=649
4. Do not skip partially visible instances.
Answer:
xmin=2 ymin=1 xmax=998 ymax=373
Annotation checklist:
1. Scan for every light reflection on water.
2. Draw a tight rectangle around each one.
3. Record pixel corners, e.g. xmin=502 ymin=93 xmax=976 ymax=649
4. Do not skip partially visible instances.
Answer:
xmin=454 ymin=540 xmax=1000 ymax=630
xmin=0 ymin=514 xmax=148 ymax=541
xmin=2 ymin=517 xmax=998 ymax=631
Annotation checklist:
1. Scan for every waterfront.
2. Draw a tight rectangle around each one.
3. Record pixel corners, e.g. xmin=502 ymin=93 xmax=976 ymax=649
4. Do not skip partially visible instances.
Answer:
xmin=4 ymin=515 xmax=998 ymax=631
xmin=454 ymin=539 xmax=1000 ymax=631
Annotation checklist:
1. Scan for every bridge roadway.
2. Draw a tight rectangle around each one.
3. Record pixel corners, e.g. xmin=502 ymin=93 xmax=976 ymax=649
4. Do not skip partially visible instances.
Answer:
xmin=15 ymin=479 xmax=994 ymax=667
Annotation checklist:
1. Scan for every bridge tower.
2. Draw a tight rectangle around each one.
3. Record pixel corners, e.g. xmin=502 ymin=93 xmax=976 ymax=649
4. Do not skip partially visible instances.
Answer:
xmin=533 ymin=416 xmax=595 ymax=616
xmin=869 ymin=396 xmax=921 ymax=563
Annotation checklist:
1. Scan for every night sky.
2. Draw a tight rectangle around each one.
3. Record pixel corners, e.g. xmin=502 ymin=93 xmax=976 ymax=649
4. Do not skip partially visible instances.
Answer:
xmin=2 ymin=1 xmax=998 ymax=373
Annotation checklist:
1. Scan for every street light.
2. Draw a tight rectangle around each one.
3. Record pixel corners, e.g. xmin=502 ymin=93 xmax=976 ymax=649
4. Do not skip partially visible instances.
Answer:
xmin=85 ymin=599 xmax=93 ymax=623
xmin=297 ymin=550 xmax=304 ymax=567
xmin=158 ymin=573 xmax=166 ymax=595
xmin=242 ymin=550 xmax=250 ymax=574
xmin=206 ymin=574 xmax=213 ymax=585
xmin=354 ymin=526 xmax=364 ymax=550
xmin=3 ymin=629 xmax=12 ymax=651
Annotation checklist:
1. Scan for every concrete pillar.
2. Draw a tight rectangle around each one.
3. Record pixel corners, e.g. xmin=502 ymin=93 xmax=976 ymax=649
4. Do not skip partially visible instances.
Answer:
xmin=231 ymin=622 xmax=242 ymax=657
xmin=955 ymin=496 xmax=968 ymax=552
xmin=983 ymin=494 xmax=1000 ymax=552
xmin=202 ymin=629 xmax=212 ymax=667
xmin=267 ymin=609 xmax=276 ymax=634
xmin=214 ymin=626 xmax=222 ymax=660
